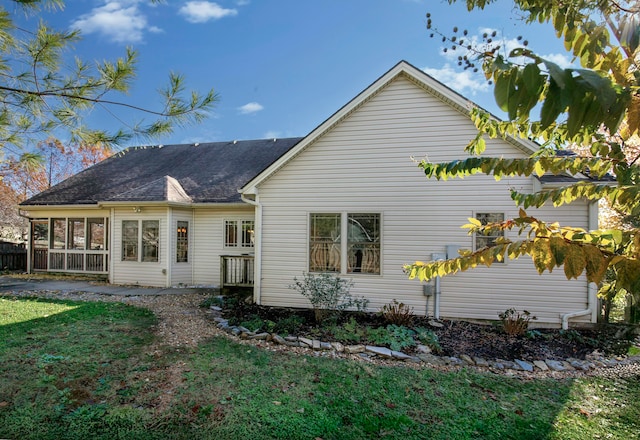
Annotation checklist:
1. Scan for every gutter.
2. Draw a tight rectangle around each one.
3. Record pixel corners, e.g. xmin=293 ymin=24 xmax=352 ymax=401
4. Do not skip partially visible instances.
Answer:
xmin=240 ymin=192 xmax=262 ymax=305
xmin=560 ymin=201 xmax=599 ymax=329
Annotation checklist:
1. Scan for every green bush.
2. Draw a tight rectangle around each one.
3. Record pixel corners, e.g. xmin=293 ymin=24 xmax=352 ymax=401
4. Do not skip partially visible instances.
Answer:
xmin=329 ymin=317 xmax=368 ymax=343
xmin=367 ymin=325 xmax=416 ymax=352
xmin=413 ymin=327 xmax=442 ymax=354
xmin=289 ymin=272 xmax=369 ymax=323
xmin=273 ymin=315 xmax=306 ymax=335
xmin=379 ymin=299 xmax=414 ymax=326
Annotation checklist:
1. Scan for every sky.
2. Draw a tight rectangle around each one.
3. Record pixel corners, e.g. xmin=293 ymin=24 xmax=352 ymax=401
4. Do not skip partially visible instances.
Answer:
xmin=22 ymin=0 xmax=576 ymax=148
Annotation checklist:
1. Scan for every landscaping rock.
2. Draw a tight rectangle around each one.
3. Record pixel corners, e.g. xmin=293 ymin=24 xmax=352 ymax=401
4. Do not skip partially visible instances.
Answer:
xmin=417 ymin=353 xmax=445 ymax=366
xmin=331 ymin=342 xmax=345 ymax=353
xmin=298 ymin=337 xmax=313 ymax=348
xmin=247 ymin=332 xmax=269 ymax=340
xmin=319 ymin=342 xmax=333 ymax=350
xmin=284 ymin=336 xmax=298 ymax=342
xmin=514 ymin=359 xmax=534 ymax=372
xmin=533 ymin=360 xmax=549 ymax=371
xmin=473 ymin=357 xmax=489 ymax=367
xmin=209 ymin=306 xmax=222 ymax=312
xmin=344 ymin=345 xmax=366 ymax=354
xmin=271 ymin=334 xmax=287 ymax=345
xmin=213 ymin=317 xmax=227 ymax=324
xmin=366 ymin=346 xmax=394 ymax=358
xmin=415 ymin=344 xmax=432 ymax=354
xmin=390 ymin=350 xmax=415 ymax=361
xmin=460 ymin=354 xmax=475 ymax=365
xmin=428 ymin=320 xmax=444 ymax=328
xmin=312 ymin=340 xmax=321 ymax=350
xmin=561 ymin=361 xmax=576 ymax=371
xmin=444 ymin=356 xmax=465 ymax=366
xmin=545 ymin=360 xmax=566 ymax=372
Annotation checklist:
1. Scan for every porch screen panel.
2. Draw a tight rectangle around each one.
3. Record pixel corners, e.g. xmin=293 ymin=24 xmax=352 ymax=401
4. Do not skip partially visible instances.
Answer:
xmin=68 ymin=219 xmax=85 ymax=250
xmin=88 ymin=218 xmax=105 ymax=250
xmin=51 ymin=219 xmax=65 ymax=249
xmin=309 ymin=213 xmax=340 ymax=273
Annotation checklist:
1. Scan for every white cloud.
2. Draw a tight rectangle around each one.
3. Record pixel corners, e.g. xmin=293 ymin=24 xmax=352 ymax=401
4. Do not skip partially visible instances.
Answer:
xmin=179 ymin=1 xmax=238 ymax=23
xmin=423 ymin=64 xmax=489 ymax=96
xmin=238 ymin=102 xmax=264 ymax=114
xmin=71 ymin=1 xmax=155 ymax=44
xmin=263 ymin=130 xmax=280 ymax=139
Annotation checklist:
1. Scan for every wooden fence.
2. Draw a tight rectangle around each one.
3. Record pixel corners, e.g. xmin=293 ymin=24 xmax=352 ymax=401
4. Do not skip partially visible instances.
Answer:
xmin=0 ymin=241 xmax=27 ymax=271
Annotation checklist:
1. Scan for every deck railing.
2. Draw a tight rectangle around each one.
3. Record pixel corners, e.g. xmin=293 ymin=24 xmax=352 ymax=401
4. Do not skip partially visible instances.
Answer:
xmin=220 ymin=255 xmax=254 ymax=287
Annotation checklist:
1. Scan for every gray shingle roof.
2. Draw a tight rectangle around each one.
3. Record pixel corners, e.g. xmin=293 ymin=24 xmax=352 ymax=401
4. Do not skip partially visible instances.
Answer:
xmin=21 ymin=138 xmax=303 ymax=206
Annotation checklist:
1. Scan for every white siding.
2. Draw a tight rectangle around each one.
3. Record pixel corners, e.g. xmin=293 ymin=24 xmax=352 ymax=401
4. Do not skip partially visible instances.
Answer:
xmin=192 ymin=207 xmax=255 ymax=286
xmin=170 ymin=208 xmax=194 ymax=286
xmin=112 ymin=207 xmax=168 ymax=287
xmin=256 ymin=75 xmax=592 ymax=326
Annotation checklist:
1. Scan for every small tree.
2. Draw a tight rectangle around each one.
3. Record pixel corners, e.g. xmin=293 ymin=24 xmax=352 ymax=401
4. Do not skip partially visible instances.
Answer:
xmin=407 ymin=1 xmax=640 ymax=320
xmin=289 ymin=273 xmax=369 ymax=323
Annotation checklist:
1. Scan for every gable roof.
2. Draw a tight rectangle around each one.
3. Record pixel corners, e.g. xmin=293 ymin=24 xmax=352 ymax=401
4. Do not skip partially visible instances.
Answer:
xmin=21 ymin=138 xmax=302 ymax=206
xmin=240 ymin=60 xmax=541 ymax=195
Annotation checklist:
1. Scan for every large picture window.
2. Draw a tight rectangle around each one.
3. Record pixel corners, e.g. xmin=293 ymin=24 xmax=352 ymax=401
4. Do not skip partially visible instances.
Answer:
xmin=121 ymin=220 xmax=159 ymax=262
xmin=309 ymin=213 xmax=380 ymax=275
xmin=224 ymin=220 xmax=254 ymax=248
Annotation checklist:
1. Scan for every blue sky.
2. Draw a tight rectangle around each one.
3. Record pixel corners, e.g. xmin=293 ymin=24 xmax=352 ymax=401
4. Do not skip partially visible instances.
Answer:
xmin=29 ymin=0 xmax=574 ymax=148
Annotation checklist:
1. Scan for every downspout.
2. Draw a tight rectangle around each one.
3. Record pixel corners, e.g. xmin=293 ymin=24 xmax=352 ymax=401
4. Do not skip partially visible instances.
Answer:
xmin=240 ymin=192 xmax=262 ymax=305
xmin=18 ymin=209 xmax=31 ymax=273
xmin=560 ymin=201 xmax=599 ymax=329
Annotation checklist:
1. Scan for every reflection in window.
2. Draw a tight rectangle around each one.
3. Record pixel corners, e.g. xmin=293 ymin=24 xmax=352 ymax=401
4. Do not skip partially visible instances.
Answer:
xmin=242 ymin=221 xmax=254 ymax=248
xmin=347 ymin=214 xmax=380 ymax=274
xmin=225 ymin=221 xmax=237 ymax=247
xmin=309 ymin=213 xmax=341 ymax=272
xmin=122 ymin=220 xmax=138 ymax=261
xmin=176 ymin=221 xmax=188 ymax=263
xmin=142 ymin=220 xmax=159 ymax=262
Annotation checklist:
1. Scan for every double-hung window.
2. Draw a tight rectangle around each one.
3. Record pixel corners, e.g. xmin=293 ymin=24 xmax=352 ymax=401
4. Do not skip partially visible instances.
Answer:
xmin=122 ymin=220 xmax=159 ymax=262
xmin=176 ymin=221 xmax=189 ymax=263
xmin=309 ymin=213 xmax=380 ymax=275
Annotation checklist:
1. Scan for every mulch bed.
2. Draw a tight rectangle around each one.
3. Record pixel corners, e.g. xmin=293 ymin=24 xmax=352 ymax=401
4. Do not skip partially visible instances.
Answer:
xmin=224 ymin=302 xmax=634 ymax=361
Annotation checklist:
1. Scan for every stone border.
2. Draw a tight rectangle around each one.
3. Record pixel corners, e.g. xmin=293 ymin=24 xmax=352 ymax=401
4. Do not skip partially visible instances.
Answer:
xmin=208 ymin=307 xmax=640 ymax=376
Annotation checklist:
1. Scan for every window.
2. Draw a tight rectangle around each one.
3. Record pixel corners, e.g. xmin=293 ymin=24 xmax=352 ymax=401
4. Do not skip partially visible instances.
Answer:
xmin=142 ymin=221 xmax=159 ymax=262
xmin=51 ymin=219 xmax=65 ymax=249
xmin=309 ymin=213 xmax=381 ymax=275
xmin=68 ymin=219 xmax=85 ymax=250
xmin=474 ymin=212 xmax=505 ymax=250
xmin=122 ymin=220 xmax=159 ymax=262
xmin=348 ymin=214 xmax=380 ymax=274
xmin=176 ymin=221 xmax=189 ymax=263
xmin=122 ymin=221 xmax=138 ymax=261
xmin=224 ymin=220 xmax=255 ymax=248
xmin=309 ymin=213 xmax=341 ymax=272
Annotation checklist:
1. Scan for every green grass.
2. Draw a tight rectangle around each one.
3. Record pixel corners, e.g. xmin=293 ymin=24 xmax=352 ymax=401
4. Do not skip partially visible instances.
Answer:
xmin=0 ymin=296 xmax=638 ymax=439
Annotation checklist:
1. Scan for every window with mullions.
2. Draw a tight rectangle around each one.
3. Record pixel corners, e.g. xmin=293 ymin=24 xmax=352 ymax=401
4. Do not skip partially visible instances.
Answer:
xmin=176 ymin=221 xmax=189 ymax=263
xmin=141 ymin=221 xmax=159 ymax=262
xmin=224 ymin=220 xmax=255 ymax=248
xmin=309 ymin=214 xmax=341 ymax=272
xmin=347 ymin=214 xmax=380 ymax=274
xmin=474 ymin=212 xmax=505 ymax=250
xmin=122 ymin=221 xmax=138 ymax=261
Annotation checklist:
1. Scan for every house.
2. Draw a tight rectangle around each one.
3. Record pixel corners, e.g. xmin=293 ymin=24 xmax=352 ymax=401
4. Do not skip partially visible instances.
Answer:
xmin=20 ymin=61 xmax=598 ymax=327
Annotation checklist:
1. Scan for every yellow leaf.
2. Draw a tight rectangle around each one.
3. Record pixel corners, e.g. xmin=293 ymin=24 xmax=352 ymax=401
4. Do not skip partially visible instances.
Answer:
xmin=583 ymin=245 xmax=608 ymax=284
xmin=563 ymin=244 xmax=587 ymax=280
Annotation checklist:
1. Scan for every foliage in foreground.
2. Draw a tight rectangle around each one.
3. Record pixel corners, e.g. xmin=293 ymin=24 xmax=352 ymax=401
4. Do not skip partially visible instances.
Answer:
xmin=407 ymin=0 xmax=640 ymax=315
xmin=0 ymin=296 xmax=639 ymax=439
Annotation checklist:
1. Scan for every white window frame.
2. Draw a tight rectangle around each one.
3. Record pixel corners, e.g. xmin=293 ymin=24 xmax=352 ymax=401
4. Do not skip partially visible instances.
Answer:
xmin=223 ymin=219 xmax=255 ymax=250
xmin=472 ymin=211 xmax=506 ymax=263
xmin=121 ymin=219 xmax=160 ymax=263
xmin=176 ymin=221 xmax=189 ymax=263
xmin=308 ymin=212 xmax=381 ymax=276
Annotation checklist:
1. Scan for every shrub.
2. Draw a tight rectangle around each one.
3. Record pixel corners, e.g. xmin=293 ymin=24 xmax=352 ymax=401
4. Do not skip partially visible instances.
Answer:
xmin=289 ymin=272 xmax=369 ymax=323
xmin=367 ymin=325 xmax=416 ymax=352
xmin=413 ymin=327 xmax=442 ymax=354
xmin=498 ymin=308 xmax=537 ymax=336
xmin=329 ymin=317 xmax=368 ymax=343
xmin=273 ymin=315 xmax=306 ymax=335
xmin=379 ymin=299 xmax=414 ymax=326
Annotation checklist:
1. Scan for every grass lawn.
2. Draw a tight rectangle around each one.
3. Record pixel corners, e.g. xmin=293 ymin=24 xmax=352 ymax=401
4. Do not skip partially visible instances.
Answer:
xmin=0 ymin=296 xmax=638 ymax=440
